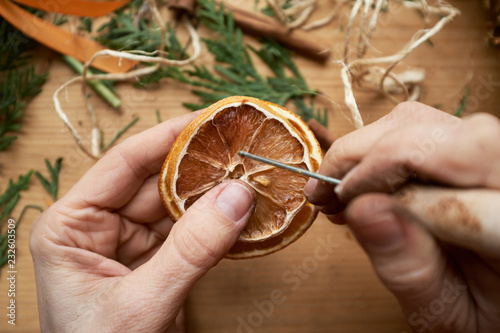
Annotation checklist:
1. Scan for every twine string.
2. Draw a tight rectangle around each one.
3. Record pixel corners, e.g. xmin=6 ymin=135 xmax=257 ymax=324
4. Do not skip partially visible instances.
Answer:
xmin=342 ymin=0 xmax=459 ymax=128
xmin=54 ymin=10 xmax=201 ymax=158
xmin=270 ymin=0 xmax=459 ymax=129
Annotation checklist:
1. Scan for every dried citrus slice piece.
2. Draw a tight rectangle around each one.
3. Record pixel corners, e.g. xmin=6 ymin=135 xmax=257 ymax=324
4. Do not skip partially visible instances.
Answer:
xmin=159 ymin=96 xmax=322 ymax=259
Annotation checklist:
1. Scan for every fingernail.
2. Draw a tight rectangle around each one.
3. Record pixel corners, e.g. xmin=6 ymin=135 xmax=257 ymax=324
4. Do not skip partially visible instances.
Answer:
xmin=216 ymin=182 xmax=255 ymax=222
xmin=333 ymin=182 xmax=343 ymax=197
xmin=334 ymin=165 xmax=359 ymax=199
xmin=303 ymin=178 xmax=319 ymax=199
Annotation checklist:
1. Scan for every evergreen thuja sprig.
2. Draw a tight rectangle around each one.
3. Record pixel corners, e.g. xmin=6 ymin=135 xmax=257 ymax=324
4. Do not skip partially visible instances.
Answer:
xmin=95 ymin=0 xmax=189 ymax=60
xmin=0 ymin=67 xmax=47 ymax=151
xmin=34 ymin=158 xmax=63 ymax=201
xmin=454 ymin=86 xmax=470 ymax=118
xmin=0 ymin=204 xmax=43 ymax=269
xmin=0 ymin=170 xmax=44 ymax=270
xmin=138 ymin=0 xmax=327 ymax=125
xmin=0 ymin=17 xmax=48 ymax=151
xmin=0 ymin=170 xmax=33 ymax=222
xmin=96 ymin=11 xmax=162 ymax=52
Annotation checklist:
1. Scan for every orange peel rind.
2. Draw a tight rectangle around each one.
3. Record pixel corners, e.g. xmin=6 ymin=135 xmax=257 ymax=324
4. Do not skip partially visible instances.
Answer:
xmin=159 ymin=96 xmax=322 ymax=259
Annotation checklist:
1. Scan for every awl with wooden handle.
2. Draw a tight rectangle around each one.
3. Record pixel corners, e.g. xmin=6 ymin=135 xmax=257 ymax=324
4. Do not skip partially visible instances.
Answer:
xmin=239 ymin=151 xmax=500 ymax=256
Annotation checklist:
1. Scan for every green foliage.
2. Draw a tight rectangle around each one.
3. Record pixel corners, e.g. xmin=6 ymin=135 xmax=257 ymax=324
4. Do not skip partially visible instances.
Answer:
xmin=100 ymin=117 xmax=140 ymax=151
xmin=95 ymin=3 xmax=189 ymax=60
xmin=34 ymin=158 xmax=63 ymax=201
xmin=0 ymin=162 xmax=62 ymax=269
xmin=52 ymin=14 xmax=68 ymax=26
xmin=94 ymin=0 xmax=325 ymax=123
xmin=0 ymin=171 xmax=33 ymax=223
xmin=0 ymin=67 xmax=47 ymax=151
xmin=139 ymin=0 xmax=326 ymax=124
xmin=0 ymin=205 xmax=43 ymax=268
xmin=261 ymin=5 xmax=275 ymax=17
xmin=0 ymin=19 xmax=30 ymax=71
xmin=96 ymin=11 xmax=163 ymax=52
xmin=454 ymin=86 xmax=470 ymax=118
xmin=0 ymin=170 xmax=36 ymax=269
xmin=156 ymin=109 xmax=162 ymax=123
xmin=78 ymin=17 xmax=93 ymax=33
xmin=0 ymin=17 xmax=47 ymax=151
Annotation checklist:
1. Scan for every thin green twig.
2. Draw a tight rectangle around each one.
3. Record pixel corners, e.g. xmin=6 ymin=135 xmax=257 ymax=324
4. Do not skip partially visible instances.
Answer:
xmin=0 ymin=170 xmax=33 ymax=222
xmin=156 ymin=109 xmax=162 ymax=124
xmin=102 ymin=117 xmax=140 ymax=151
xmin=0 ymin=205 xmax=43 ymax=268
xmin=34 ymin=158 xmax=63 ymax=201
xmin=62 ymin=55 xmax=121 ymax=109
xmin=454 ymin=86 xmax=470 ymax=117
xmin=16 ymin=205 xmax=43 ymax=224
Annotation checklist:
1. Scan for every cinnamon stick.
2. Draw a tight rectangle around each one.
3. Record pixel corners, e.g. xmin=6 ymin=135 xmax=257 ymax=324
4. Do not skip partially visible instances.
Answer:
xmin=307 ymin=119 xmax=335 ymax=151
xmin=168 ymin=0 xmax=196 ymax=15
xmin=220 ymin=2 xmax=331 ymax=63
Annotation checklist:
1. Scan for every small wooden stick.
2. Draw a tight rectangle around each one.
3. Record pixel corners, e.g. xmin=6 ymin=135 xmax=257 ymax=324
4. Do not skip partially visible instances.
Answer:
xmin=220 ymin=2 xmax=331 ymax=63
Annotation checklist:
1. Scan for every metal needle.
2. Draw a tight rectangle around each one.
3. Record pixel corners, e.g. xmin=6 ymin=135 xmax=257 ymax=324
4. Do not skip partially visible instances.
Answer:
xmin=238 ymin=151 xmax=341 ymax=185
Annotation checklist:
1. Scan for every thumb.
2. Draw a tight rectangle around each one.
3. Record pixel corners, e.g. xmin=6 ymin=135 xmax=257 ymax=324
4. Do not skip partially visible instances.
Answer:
xmin=345 ymin=194 xmax=472 ymax=332
xmin=112 ymin=181 xmax=256 ymax=331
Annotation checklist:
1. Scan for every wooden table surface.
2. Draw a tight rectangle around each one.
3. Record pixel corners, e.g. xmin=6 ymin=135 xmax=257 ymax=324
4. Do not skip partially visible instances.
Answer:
xmin=1 ymin=1 xmax=499 ymax=332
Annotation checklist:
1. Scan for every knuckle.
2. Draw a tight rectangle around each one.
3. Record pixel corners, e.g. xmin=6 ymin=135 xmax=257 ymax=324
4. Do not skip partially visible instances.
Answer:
xmin=463 ymin=113 xmax=500 ymax=157
xmin=325 ymin=134 xmax=359 ymax=176
xmin=371 ymin=132 xmax=402 ymax=158
xmin=388 ymin=101 xmax=446 ymax=124
xmin=172 ymin=224 xmax=221 ymax=271
xmin=463 ymin=113 xmax=500 ymax=185
xmin=374 ymin=253 xmax=441 ymax=295
xmin=389 ymin=101 xmax=422 ymax=120
xmin=111 ymin=145 xmax=144 ymax=178
xmin=325 ymin=141 xmax=347 ymax=173
xmin=28 ymin=207 xmax=59 ymax=257
xmin=29 ymin=212 xmax=46 ymax=254
xmin=466 ymin=112 xmax=500 ymax=140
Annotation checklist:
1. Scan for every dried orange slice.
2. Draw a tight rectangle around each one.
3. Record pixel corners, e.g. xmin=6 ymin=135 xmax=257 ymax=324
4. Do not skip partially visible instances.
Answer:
xmin=159 ymin=96 xmax=322 ymax=259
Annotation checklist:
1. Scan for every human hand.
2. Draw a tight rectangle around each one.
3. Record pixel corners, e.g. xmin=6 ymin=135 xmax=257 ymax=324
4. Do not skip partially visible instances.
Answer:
xmin=304 ymin=102 xmax=500 ymax=332
xmin=30 ymin=111 xmax=256 ymax=332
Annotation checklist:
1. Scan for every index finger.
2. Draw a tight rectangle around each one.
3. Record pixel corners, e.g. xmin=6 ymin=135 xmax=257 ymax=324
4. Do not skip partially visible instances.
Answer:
xmin=304 ymin=102 xmax=456 ymax=210
xmin=65 ymin=110 xmax=202 ymax=209
xmin=336 ymin=112 xmax=500 ymax=201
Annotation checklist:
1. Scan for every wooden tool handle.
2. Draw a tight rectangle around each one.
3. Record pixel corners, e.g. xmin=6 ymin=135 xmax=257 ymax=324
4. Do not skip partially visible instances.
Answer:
xmin=395 ymin=184 xmax=500 ymax=256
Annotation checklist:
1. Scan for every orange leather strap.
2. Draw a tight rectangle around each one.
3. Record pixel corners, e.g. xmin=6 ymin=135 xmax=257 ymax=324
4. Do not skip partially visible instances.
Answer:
xmin=0 ymin=0 xmax=137 ymax=73
xmin=11 ymin=0 xmax=129 ymax=17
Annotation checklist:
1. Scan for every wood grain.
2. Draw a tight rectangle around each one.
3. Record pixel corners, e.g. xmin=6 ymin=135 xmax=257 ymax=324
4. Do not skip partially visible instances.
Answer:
xmin=1 ymin=1 xmax=499 ymax=332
